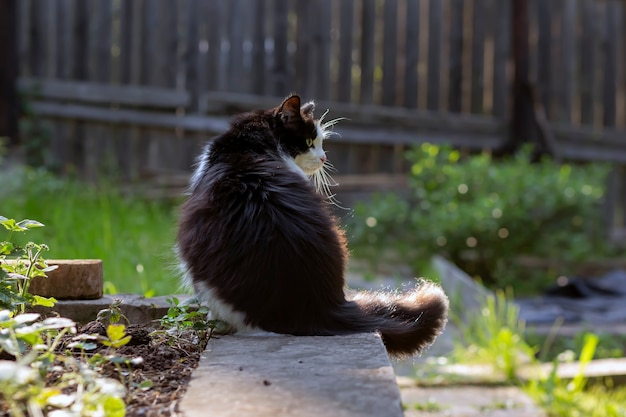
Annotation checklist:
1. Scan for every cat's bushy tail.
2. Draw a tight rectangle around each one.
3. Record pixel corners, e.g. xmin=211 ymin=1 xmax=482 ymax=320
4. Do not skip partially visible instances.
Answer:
xmin=336 ymin=280 xmax=449 ymax=358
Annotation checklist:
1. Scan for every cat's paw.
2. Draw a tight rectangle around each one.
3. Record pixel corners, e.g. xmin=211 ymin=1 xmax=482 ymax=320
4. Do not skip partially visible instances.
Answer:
xmin=208 ymin=319 xmax=237 ymax=335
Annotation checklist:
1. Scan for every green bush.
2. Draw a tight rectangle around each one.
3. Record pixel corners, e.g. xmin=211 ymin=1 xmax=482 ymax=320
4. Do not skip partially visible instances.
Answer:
xmin=348 ymin=144 xmax=613 ymax=294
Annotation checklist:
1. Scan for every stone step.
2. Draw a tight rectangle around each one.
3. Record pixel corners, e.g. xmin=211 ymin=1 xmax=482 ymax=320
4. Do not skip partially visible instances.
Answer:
xmin=30 ymin=293 xmax=192 ymax=324
xmin=427 ymin=358 xmax=626 ymax=387
xmin=179 ymin=333 xmax=404 ymax=417
xmin=398 ymin=378 xmax=546 ymax=417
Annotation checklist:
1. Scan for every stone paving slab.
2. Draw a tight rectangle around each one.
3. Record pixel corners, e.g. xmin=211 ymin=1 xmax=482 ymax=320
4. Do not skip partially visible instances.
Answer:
xmin=179 ymin=333 xmax=404 ymax=417
xmin=398 ymin=381 xmax=546 ymax=417
xmin=30 ymin=294 xmax=192 ymax=324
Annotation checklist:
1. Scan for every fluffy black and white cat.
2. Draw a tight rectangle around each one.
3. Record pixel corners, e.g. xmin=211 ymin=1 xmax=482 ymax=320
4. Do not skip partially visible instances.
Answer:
xmin=176 ymin=95 xmax=448 ymax=357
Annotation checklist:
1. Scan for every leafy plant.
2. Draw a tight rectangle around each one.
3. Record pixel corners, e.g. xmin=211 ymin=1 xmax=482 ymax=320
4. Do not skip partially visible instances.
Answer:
xmin=96 ymin=299 xmax=130 ymax=327
xmin=526 ymin=334 xmax=626 ymax=417
xmin=0 ymin=310 xmax=127 ymax=417
xmin=444 ymin=290 xmax=626 ymax=417
xmin=348 ymin=144 xmax=612 ymax=294
xmin=0 ymin=216 xmax=133 ymax=415
xmin=0 ymin=215 xmax=57 ymax=314
xmin=158 ymin=297 xmax=217 ymax=342
xmin=451 ymin=290 xmax=536 ymax=383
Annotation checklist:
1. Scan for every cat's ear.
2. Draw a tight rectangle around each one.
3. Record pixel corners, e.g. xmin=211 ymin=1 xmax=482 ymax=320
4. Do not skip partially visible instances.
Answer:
xmin=301 ymin=101 xmax=315 ymax=116
xmin=278 ymin=95 xmax=302 ymax=123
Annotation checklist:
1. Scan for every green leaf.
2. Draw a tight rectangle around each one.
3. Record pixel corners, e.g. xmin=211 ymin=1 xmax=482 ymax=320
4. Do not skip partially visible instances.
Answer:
xmin=105 ymin=355 xmax=128 ymax=364
xmin=0 ymin=241 xmax=14 ymax=255
xmin=0 ymin=218 xmax=28 ymax=232
xmin=103 ymin=324 xmax=132 ymax=348
xmin=101 ymin=395 xmax=126 ymax=417
xmin=39 ymin=316 xmax=74 ymax=330
xmin=136 ymin=379 xmax=154 ymax=391
xmin=16 ymin=219 xmax=45 ymax=229
xmin=41 ymin=264 xmax=58 ymax=273
xmin=13 ymin=313 xmax=41 ymax=324
xmin=31 ymin=295 xmax=57 ymax=308
xmin=106 ymin=324 xmax=126 ymax=341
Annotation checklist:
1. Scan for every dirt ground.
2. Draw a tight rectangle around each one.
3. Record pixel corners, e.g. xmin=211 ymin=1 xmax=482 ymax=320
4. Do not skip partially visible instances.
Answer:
xmin=3 ymin=321 xmax=206 ymax=417
xmin=74 ymin=322 xmax=205 ymax=417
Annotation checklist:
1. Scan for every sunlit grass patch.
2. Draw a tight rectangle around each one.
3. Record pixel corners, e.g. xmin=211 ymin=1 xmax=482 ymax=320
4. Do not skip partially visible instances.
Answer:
xmin=1 ymin=167 xmax=183 ymax=296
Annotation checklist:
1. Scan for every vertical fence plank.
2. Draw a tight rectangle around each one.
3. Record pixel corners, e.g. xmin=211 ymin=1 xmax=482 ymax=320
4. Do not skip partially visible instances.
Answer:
xmin=205 ymin=0 xmax=222 ymax=91
xmin=359 ymin=0 xmax=376 ymax=105
xmin=535 ymin=0 xmax=552 ymax=119
xmin=55 ymin=0 xmax=73 ymax=79
xmin=272 ymin=0 xmax=289 ymax=95
xmin=558 ymin=0 xmax=575 ymax=123
xmin=88 ymin=0 xmax=113 ymax=180
xmin=28 ymin=0 xmax=48 ymax=77
xmin=119 ymin=0 xmax=134 ymax=84
xmin=159 ymin=0 xmax=179 ymax=87
xmin=48 ymin=0 xmax=71 ymax=171
xmin=69 ymin=0 xmax=88 ymax=176
xmin=381 ymin=0 xmax=398 ymax=106
xmin=139 ymin=0 xmax=153 ymax=86
xmin=93 ymin=0 xmax=112 ymax=83
xmin=155 ymin=1 xmax=181 ymax=173
xmin=251 ymin=0 xmax=267 ymax=95
xmin=579 ymin=0 xmax=596 ymax=126
xmin=312 ymin=0 xmax=332 ymax=100
xmin=337 ymin=0 xmax=354 ymax=102
xmin=121 ymin=0 xmax=145 ymax=180
xmin=138 ymin=0 xmax=156 ymax=176
xmin=508 ymin=0 xmax=533 ymax=154
xmin=0 ymin=0 xmax=19 ymax=146
xmin=603 ymin=0 xmax=619 ymax=127
xmin=17 ymin=0 xmax=29 ymax=77
xmin=470 ymin=0 xmax=486 ymax=114
xmin=227 ymin=0 xmax=244 ymax=92
xmin=427 ymin=0 xmax=443 ymax=110
xmin=448 ymin=0 xmax=464 ymax=112
xmin=492 ymin=0 xmax=510 ymax=119
xmin=403 ymin=0 xmax=419 ymax=108
xmin=294 ymin=1 xmax=312 ymax=97
xmin=185 ymin=0 xmax=200 ymax=108
xmin=45 ymin=0 xmax=57 ymax=78
xmin=73 ymin=0 xmax=88 ymax=81
xmin=621 ymin=1 xmax=626 ymax=128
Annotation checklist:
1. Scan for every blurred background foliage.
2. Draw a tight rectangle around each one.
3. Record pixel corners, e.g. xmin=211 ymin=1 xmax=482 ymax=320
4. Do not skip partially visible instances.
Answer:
xmin=347 ymin=143 xmax=616 ymax=295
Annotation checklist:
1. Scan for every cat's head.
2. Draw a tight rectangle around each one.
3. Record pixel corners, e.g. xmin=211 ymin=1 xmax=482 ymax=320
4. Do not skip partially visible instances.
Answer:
xmin=274 ymin=94 xmax=327 ymax=176
xmin=273 ymin=94 xmax=342 ymax=205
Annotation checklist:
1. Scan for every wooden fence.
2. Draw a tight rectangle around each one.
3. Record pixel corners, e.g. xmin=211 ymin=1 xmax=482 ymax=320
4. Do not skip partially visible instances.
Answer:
xmin=12 ymin=0 xmax=626 ymax=188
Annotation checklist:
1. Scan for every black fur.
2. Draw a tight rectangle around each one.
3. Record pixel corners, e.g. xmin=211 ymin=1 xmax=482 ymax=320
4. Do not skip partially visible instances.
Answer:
xmin=177 ymin=95 xmax=448 ymax=357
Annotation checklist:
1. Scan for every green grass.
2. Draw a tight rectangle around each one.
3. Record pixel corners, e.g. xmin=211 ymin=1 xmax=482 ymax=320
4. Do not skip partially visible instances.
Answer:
xmin=1 ymin=167 xmax=184 ymax=296
xmin=446 ymin=288 xmax=626 ymax=417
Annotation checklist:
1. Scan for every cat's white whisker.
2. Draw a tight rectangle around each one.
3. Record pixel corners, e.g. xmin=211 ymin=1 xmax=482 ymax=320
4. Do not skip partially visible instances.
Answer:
xmin=317 ymin=110 xmax=346 ymax=140
xmin=310 ymin=159 xmax=346 ymax=209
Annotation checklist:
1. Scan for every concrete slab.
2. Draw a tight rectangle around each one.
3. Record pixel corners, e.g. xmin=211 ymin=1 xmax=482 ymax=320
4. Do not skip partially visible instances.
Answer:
xmin=179 ymin=333 xmax=404 ymax=417
xmin=30 ymin=293 xmax=193 ymax=324
xmin=399 ymin=384 xmax=546 ymax=417
xmin=432 ymin=255 xmax=491 ymax=319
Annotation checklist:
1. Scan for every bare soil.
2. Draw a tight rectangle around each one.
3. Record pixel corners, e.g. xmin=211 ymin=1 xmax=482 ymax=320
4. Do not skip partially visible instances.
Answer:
xmin=75 ymin=321 xmax=206 ymax=417
xmin=0 ymin=319 xmax=206 ymax=417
